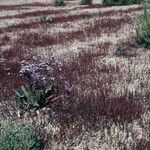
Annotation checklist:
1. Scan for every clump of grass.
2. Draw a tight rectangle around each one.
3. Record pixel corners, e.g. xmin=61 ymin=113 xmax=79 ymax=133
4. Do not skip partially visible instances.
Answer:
xmin=80 ymin=0 xmax=92 ymax=5
xmin=0 ymin=121 xmax=44 ymax=150
xmin=137 ymin=3 xmax=150 ymax=49
xmin=53 ymin=0 xmax=65 ymax=6
xmin=102 ymin=0 xmax=143 ymax=6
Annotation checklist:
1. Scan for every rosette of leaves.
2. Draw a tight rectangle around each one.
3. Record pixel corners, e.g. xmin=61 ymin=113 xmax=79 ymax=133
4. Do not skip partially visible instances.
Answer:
xmin=137 ymin=3 xmax=150 ymax=49
xmin=14 ymin=70 xmax=57 ymax=110
xmin=0 ymin=123 xmax=44 ymax=150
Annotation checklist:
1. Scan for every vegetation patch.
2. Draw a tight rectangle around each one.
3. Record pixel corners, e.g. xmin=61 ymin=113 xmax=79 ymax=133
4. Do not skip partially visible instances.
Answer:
xmin=53 ymin=0 xmax=65 ymax=6
xmin=80 ymin=0 xmax=92 ymax=5
xmin=137 ymin=3 xmax=150 ymax=49
xmin=0 ymin=121 xmax=44 ymax=150
xmin=0 ymin=1 xmax=149 ymax=149
xmin=102 ymin=0 xmax=143 ymax=6
xmin=14 ymin=58 xmax=73 ymax=110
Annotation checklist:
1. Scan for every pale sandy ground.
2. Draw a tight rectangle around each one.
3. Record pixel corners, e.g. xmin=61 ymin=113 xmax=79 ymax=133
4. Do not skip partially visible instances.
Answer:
xmin=0 ymin=0 xmax=50 ymax=5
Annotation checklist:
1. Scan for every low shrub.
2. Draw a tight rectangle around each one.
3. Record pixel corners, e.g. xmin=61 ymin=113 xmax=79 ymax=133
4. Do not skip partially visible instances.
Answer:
xmin=53 ymin=0 xmax=65 ymax=6
xmin=0 ymin=123 xmax=44 ymax=150
xmin=102 ymin=0 xmax=143 ymax=6
xmin=137 ymin=3 xmax=150 ymax=49
xmin=14 ymin=58 xmax=73 ymax=110
xmin=80 ymin=0 xmax=92 ymax=5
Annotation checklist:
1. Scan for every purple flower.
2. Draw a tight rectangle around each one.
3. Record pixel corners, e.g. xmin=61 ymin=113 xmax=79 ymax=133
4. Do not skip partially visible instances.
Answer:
xmin=19 ymin=58 xmax=73 ymax=95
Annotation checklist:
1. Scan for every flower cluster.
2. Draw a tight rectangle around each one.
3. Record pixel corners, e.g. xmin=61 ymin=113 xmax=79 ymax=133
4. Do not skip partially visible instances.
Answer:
xmin=19 ymin=57 xmax=73 ymax=94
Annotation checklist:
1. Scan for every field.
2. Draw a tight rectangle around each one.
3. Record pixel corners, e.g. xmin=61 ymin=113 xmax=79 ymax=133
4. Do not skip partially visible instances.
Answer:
xmin=0 ymin=0 xmax=150 ymax=149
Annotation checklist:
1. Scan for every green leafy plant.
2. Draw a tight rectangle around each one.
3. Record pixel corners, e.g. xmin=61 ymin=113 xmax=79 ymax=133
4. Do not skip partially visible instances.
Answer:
xmin=53 ymin=0 xmax=65 ymax=6
xmin=14 ymin=80 xmax=55 ymax=110
xmin=80 ymin=0 xmax=92 ymax=5
xmin=102 ymin=0 xmax=143 ymax=6
xmin=137 ymin=3 xmax=150 ymax=49
xmin=41 ymin=16 xmax=53 ymax=24
xmin=0 ymin=123 xmax=44 ymax=150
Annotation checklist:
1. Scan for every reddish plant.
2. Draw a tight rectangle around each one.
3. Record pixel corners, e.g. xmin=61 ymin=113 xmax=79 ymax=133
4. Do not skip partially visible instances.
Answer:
xmin=13 ymin=16 xmax=133 ymax=49
xmin=0 ymin=35 xmax=10 ymax=46
xmin=48 ymin=48 xmax=143 ymax=140
xmin=1 ymin=7 xmax=137 ymax=34
xmin=0 ymin=9 xmax=67 ymax=20
xmin=0 ymin=63 xmax=24 ymax=99
xmin=135 ymin=139 xmax=150 ymax=150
